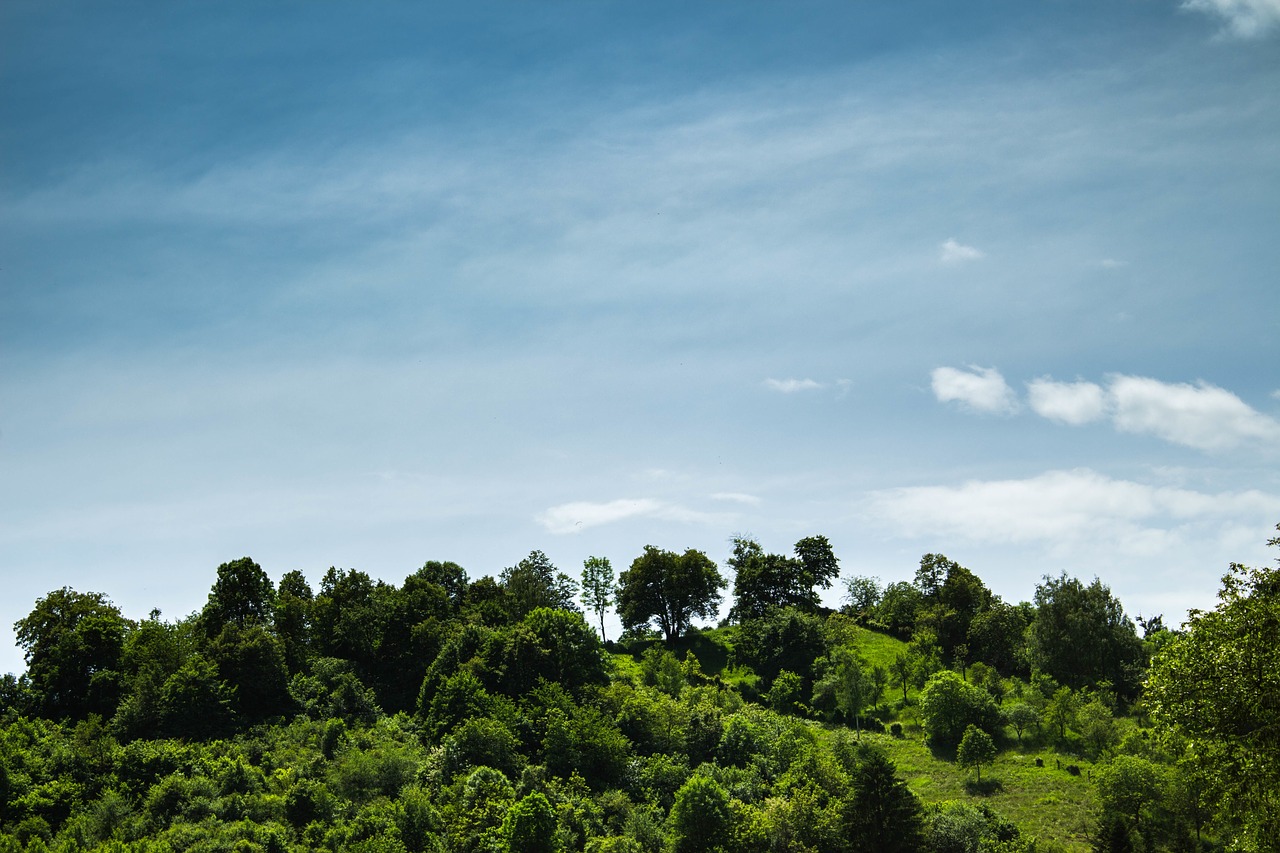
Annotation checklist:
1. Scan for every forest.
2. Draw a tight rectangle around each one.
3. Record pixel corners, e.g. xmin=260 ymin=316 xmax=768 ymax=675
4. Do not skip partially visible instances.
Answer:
xmin=0 ymin=526 xmax=1276 ymax=853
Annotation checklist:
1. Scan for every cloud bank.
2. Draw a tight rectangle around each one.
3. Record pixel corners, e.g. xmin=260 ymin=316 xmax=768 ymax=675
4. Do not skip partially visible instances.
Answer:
xmin=865 ymin=468 xmax=1280 ymax=555
xmin=939 ymin=368 xmax=1280 ymax=451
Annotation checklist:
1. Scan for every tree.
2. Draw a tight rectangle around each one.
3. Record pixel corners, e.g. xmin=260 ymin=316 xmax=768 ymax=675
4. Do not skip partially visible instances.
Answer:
xmin=670 ymin=775 xmax=730 ymax=853
xmin=843 ymin=575 xmax=883 ymax=619
xmin=1077 ymin=697 xmax=1118 ymax=758
xmin=200 ymin=557 xmax=275 ymax=635
xmin=730 ymin=535 xmax=840 ymax=621
xmin=14 ymin=588 xmax=128 ymax=721
xmin=500 ymin=550 xmax=578 ymax=620
xmin=890 ymin=653 xmax=914 ymax=704
xmin=844 ymin=744 xmax=924 ymax=853
xmin=793 ymin=535 xmax=841 ymax=607
xmin=274 ymin=570 xmax=313 ymax=673
xmin=580 ymin=556 xmax=615 ymax=641
xmin=617 ymin=546 xmax=725 ymax=642
xmin=1044 ymin=686 xmax=1080 ymax=742
xmin=1004 ymin=702 xmax=1039 ymax=744
xmin=914 ymin=553 xmax=957 ymax=600
xmin=918 ymin=670 xmax=1001 ymax=750
xmin=956 ymin=725 xmax=997 ymax=783
xmin=1146 ymin=526 xmax=1280 ymax=850
xmin=503 ymin=792 xmax=556 ymax=853
xmin=877 ymin=582 xmax=923 ymax=636
xmin=813 ymin=646 xmax=871 ymax=733
xmin=1025 ymin=573 xmax=1145 ymax=700
xmin=1094 ymin=756 xmax=1166 ymax=844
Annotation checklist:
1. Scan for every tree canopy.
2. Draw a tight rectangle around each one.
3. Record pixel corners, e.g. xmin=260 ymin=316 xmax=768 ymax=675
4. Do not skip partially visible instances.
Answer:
xmin=617 ymin=545 xmax=725 ymax=642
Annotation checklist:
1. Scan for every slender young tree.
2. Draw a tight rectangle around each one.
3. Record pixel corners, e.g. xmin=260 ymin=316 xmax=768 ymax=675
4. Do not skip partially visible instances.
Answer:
xmin=957 ymin=724 xmax=997 ymax=783
xmin=580 ymin=556 xmax=615 ymax=642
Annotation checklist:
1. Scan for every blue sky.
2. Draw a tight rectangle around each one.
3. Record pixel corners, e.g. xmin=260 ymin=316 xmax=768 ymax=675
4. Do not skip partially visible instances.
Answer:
xmin=3 ymin=0 xmax=1279 ymax=674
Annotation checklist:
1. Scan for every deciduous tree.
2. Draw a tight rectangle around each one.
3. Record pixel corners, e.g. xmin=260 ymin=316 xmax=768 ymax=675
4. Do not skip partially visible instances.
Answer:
xmin=617 ymin=546 xmax=724 ymax=642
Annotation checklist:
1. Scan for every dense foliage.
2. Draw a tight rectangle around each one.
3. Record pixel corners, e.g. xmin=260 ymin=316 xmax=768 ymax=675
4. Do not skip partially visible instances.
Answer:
xmin=2 ymin=528 xmax=1276 ymax=852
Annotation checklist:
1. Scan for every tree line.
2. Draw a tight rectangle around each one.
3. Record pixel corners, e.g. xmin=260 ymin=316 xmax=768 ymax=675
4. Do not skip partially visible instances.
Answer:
xmin=0 ymin=526 xmax=1276 ymax=852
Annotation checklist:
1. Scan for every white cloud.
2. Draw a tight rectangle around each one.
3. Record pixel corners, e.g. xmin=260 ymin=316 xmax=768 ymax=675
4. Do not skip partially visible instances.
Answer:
xmin=1098 ymin=258 xmax=1127 ymax=269
xmin=536 ymin=498 xmax=722 ymax=534
xmin=1108 ymin=375 xmax=1280 ymax=451
xmin=864 ymin=468 xmax=1280 ymax=555
xmin=1027 ymin=378 xmax=1107 ymax=425
xmin=1183 ymin=0 xmax=1280 ymax=38
xmin=765 ymin=378 xmax=823 ymax=393
xmin=710 ymin=492 xmax=762 ymax=506
xmin=931 ymin=366 xmax=1018 ymax=414
xmin=939 ymin=238 xmax=985 ymax=263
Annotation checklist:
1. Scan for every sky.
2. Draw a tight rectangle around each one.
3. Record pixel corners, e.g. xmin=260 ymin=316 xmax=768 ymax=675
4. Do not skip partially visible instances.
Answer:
xmin=2 ymin=0 xmax=1279 ymax=675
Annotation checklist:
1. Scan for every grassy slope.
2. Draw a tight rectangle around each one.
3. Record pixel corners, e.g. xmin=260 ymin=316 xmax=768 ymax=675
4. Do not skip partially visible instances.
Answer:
xmin=614 ymin=624 xmax=1101 ymax=850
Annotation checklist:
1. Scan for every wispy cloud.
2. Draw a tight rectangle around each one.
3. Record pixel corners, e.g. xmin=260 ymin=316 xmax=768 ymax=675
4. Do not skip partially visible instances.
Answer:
xmin=864 ymin=468 xmax=1280 ymax=555
xmin=931 ymin=366 xmax=1018 ymax=415
xmin=1183 ymin=0 xmax=1280 ymax=38
xmin=536 ymin=498 xmax=722 ymax=534
xmin=764 ymin=378 xmax=823 ymax=393
xmin=939 ymin=238 xmax=985 ymax=264
xmin=710 ymin=492 xmax=762 ymax=506
xmin=1027 ymin=378 xmax=1107 ymax=425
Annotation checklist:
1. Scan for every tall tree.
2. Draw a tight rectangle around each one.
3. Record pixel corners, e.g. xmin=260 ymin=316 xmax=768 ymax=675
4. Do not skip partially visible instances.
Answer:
xmin=1146 ymin=526 xmax=1280 ymax=850
xmin=617 ymin=546 xmax=725 ymax=642
xmin=500 ymin=550 xmax=578 ymax=620
xmin=14 ymin=588 xmax=128 ymax=721
xmin=843 ymin=744 xmax=924 ymax=853
xmin=200 ymin=557 xmax=276 ymax=636
xmin=580 ymin=556 xmax=615 ymax=641
xmin=729 ymin=534 xmax=840 ymax=620
xmin=1026 ymin=573 xmax=1145 ymax=700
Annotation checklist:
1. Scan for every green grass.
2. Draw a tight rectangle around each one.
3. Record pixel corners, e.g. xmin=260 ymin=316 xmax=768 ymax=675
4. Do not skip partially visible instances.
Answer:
xmin=818 ymin=724 xmax=1097 ymax=851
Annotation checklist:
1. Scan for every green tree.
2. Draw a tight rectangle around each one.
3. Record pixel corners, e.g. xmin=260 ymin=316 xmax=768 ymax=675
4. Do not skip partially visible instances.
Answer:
xmin=1004 ymin=702 xmax=1039 ymax=744
xmin=670 ymin=775 xmax=730 ymax=853
xmin=1025 ymin=573 xmax=1145 ymax=700
xmin=274 ymin=569 xmax=313 ymax=673
xmin=1044 ymin=686 xmax=1080 ymax=743
xmin=617 ymin=546 xmax=725 ymax=642
xmin=918 ymin=670 xmax=1001 ymax=750
xmin=1146 ymin=527 xmax=1280 ymax=850
xmin=1094 ymin=756 xmax=1166 ymax=844
xmin=1077 ymin=697 xmax=1118 ymax=758
xmin=14 ymin=588 xmax=128 ymax=721
xmin=843 ymin=575 xmax=882 ymax=619
xmin=208 ymin=622 xmax=290 ymax=721
xmin=843 ymin=744 xmax=924 ymax=853
xmin=877 ymin=582 xmax=923 ymax=636
xmin=793 ymin=535 xmax=842 ymax=608
xmin=813 ymin=646 xmax=871 ymax=733
xmin=730 ymin=535 xmax=840 ymax=620
xmin=503 ymin=792 xmax=556 ymax=853
xmin=500 ymin=550 xmax=578 ymax=621
xmin=200 ymin=557 xmax=275 ymax=635
xmin=580 ymin=556 xmax=615 ymax=642
xmin=890 ymin=652 xmax=914 ymax=704
xmin=956 ymin=725 xmax=997 ymax=783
